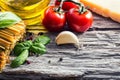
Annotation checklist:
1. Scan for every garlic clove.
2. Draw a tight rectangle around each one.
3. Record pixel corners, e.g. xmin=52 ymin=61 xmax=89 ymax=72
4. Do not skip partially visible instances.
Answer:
xmin=55 ymin=31 xmax=79 ymax=46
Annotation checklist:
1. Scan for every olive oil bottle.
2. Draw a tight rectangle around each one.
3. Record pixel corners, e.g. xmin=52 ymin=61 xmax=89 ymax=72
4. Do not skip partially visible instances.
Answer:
xmin=0 ymin=0 xmax=50 ymax=34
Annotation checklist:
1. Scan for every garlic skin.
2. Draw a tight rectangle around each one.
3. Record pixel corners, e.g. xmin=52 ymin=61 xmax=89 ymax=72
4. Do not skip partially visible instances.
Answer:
xmin=55 ymin=31 xmax=79 ymax=47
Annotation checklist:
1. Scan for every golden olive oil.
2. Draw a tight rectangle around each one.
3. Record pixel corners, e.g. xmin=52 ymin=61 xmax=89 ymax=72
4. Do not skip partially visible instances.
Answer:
xmin=0 ymin=0 xmax=50 ymax=34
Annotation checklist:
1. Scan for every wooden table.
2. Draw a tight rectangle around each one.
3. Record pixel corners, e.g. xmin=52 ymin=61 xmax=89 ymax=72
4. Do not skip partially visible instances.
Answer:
xmin=1 ymin=0 xmax=120 ymax=80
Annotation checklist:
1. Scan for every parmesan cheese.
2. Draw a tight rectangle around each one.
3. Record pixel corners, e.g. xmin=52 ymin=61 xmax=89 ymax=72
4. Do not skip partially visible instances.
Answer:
xmin=80 ymin=0 xmax=120 ymax=23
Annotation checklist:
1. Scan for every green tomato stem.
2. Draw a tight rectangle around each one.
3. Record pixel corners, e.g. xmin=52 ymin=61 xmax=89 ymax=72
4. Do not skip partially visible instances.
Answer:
xmin=57 ymin=0 xmax=64 ymax=12
xmin=64 ymin=0 xmax=87 ymax=14
xmin=79 ymin=5 xmax=87 ymax=14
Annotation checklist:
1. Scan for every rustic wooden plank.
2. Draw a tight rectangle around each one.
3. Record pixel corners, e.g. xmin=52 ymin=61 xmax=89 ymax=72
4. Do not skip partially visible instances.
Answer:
xmin=92 ymin=13 xmax=120 ymax=29
xmin=0 ymin=30 xmax=120 ymax=80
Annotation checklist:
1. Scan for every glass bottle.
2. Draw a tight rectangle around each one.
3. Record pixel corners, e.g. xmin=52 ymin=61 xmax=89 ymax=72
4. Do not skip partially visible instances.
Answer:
xmin=0 ymin=0 xmax=50 ymax=34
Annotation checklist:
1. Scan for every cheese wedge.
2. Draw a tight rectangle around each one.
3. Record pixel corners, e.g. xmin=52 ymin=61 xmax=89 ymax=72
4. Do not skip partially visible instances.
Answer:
xmin=80 ymin=0 xmax=120 ymax=23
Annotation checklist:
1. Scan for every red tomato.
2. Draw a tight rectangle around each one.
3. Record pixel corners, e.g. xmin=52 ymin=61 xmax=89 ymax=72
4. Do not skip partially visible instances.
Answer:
xmin=42 ymin=6 xmax=66 ymax=32
xmin=55 ymin=0 xmax=78 ymax=11
xmin=67 ymin=8 xmax=93 ymax=33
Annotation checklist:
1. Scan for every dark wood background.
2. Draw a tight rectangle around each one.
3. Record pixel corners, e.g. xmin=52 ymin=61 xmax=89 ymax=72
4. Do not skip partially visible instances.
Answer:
xmin=1 ymin=0 xmax=120 ymax=80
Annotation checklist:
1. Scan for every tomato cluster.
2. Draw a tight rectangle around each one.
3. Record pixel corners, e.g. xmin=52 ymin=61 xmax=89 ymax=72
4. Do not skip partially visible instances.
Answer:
xmin=42 ymin=0 xmax=93 ymax=33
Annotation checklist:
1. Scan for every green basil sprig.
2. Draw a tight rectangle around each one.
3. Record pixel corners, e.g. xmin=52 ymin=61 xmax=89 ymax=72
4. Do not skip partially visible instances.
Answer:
xmin=10 ymin=50 xmax=29 ymax=68
xmin=0 ymin=12 xmax=22 ymax=29
xmin=13 ymin=40 xmax=33 ymax=56
xmin=30 ymin=35 xmax=50 ymax=54
xmin=11 ymin=35 xmax=50 ymax=68
xmin=13 ymin=35 xmax=50 ymax=56
xmin=30 ymin=43 xmax=46 ymax=55
xmin=33 ymin=35 xmax=51 ymax=45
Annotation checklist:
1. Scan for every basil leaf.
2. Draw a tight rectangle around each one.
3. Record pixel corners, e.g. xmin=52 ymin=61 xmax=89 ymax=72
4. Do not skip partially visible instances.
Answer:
xmin=0 ymin=19 xmax=17 ymax=28
xmin=13 ymin=40 xmax=32 ymax=56
xmin=33 ymin=35 xmax=50 ymax=45
xmin=30 ymin=46 xmax=46 ymax=55
xmin=0 ymin=12 xmax=22 ymax=29
xmin=10 ymin=50 xmax=29 ymax=68
xmin=32 ymin=43 xmax=46 ymax=49
xmin=30 ymin=43 xmax=46 ymax=55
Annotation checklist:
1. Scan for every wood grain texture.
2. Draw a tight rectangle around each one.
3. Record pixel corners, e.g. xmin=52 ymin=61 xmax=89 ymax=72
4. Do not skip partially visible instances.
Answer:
xmin=1 ymin=0 xmax=120 ymax=80
xmin=1 ymin=31 xmax=120 ymax=80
